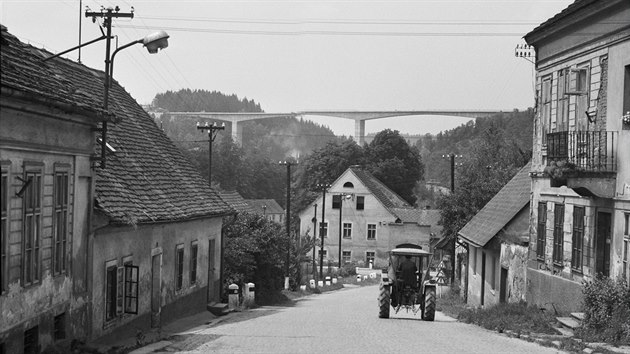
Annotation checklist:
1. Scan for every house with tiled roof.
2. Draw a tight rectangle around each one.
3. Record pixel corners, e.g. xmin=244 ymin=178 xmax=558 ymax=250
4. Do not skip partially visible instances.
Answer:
xmin=297 ymin=166 xmax=439 ymax=270
xmin=246 ymin=199 xmax=284 ymax=224
xmin=218 ymin=190 xmax=254 ymax=214
xmin=458 ymin=162 xmax=531 ymax=307
xmin=524 ymin=0 xmax=630 ymax=313
xmin=0 ymin=25 xmax=232 ymax=351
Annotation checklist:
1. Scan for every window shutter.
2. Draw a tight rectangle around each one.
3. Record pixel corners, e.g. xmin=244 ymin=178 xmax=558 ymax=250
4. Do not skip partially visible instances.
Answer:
xmin=116 ymin=266 xmax=124 ymax=315
xmin=124 ymin=265 xmax=139 ymax=314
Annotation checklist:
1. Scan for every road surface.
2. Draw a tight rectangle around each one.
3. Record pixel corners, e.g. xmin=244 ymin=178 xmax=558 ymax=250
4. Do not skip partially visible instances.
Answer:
xmin=159 ymin=285 xmax=563 ymax=353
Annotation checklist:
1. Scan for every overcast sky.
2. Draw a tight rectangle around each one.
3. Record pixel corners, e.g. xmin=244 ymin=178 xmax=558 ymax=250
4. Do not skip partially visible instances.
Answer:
xmin=1 ymin=0 xmax=574 ymax=136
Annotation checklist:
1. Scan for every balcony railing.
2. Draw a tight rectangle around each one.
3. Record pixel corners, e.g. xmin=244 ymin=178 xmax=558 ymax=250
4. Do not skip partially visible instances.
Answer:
xmin=547 ymin=131 xmax=617 ymax=173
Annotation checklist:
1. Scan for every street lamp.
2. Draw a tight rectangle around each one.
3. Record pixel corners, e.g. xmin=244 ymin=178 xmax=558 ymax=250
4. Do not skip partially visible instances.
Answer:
xmin=337 ymin=193 xmax=353 ymax=269
xmin=43 ymin=7 xmax=170 ymax=169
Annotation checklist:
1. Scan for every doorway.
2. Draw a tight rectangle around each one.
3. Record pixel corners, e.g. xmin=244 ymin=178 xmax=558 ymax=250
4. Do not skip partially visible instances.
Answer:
xmin=595 ymin=212 xmax=612 ymax=277
xmin=499 ymin=267 xmax=508 ymax=303
xmin=151 ymin=253 xmax=162 ymax=328
xmin=480 ymin=252 xmax=486 ymax=307
xmin=207 ymin=239 xmax=216 ymax=303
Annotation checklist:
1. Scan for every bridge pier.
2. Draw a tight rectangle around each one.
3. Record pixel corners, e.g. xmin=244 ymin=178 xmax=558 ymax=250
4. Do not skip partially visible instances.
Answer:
xmin=355 ymin=120 xmax=365 ymax=146
xmin=231 ymin=119 xmax=244 ymax=146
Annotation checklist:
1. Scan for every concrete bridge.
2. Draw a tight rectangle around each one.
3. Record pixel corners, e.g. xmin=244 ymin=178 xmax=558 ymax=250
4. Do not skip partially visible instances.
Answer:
xmin=164 ymin=110 xmax=509 ymax=145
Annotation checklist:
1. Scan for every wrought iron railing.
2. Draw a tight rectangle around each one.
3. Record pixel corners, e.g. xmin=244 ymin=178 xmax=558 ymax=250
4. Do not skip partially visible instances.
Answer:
xmin=547 ymin=131 xmax=618 ymax=173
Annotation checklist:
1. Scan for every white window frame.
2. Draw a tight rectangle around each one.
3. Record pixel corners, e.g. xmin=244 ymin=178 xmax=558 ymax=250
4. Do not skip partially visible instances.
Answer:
xmin=366 ymin=223 xmax=377 ymax=240
xmin=319 ymin=221 xmax=328 ymax=238
xmin=342 ymin=250 xmax=351 ymax=264
xmin=342 ymin=222 xmax=352 ymax=239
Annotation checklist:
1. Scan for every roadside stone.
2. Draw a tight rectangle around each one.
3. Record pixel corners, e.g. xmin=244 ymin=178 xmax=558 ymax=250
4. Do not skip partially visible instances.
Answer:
xmin=582 ymin=348 xmax=593 ymax=354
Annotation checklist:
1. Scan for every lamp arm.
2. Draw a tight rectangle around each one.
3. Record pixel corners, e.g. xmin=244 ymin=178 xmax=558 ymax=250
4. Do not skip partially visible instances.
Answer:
xmin=43 ymin=35 xmax=108 ymax=61
xmin=108 ymin=39 xmax=143 ymax=87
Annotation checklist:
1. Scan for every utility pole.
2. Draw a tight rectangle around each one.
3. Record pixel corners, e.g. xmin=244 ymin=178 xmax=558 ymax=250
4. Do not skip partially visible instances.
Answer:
xmin=85 ymin=6 xmax=134 ymax=169
xmin=337 ymin=193 xmax=352 ymax=269
xmin=311 ymin=204 xmax=318 ymax=280
xmin=279 ymin=161 xmax=296 ymax=286
xmin=316 ymin=183 xmax=331 ymax=279
xmin=197 ymin=122 xmax=224 ymax=187
xmin=442 ymin=153 xmax=462 ymax=285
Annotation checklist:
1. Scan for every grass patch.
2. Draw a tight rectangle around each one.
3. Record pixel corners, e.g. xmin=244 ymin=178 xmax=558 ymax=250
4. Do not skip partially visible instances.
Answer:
xmin=437 ymin=287 xmax=558 ymax=335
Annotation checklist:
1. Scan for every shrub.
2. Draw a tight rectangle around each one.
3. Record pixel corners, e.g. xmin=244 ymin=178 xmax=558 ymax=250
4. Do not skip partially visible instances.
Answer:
xmin=457 ymin=301 xmax=558 ymax=334
xmin=577 ymin=276 xmax=630 ymax=344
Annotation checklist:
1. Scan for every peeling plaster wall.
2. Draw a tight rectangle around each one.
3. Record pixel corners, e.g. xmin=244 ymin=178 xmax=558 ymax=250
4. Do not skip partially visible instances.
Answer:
xmin=90 ymin=217 xmax=222 ymax=340
xmin=0 ymin=102 xmax=95 ymax=352
xmin=500 ymin=243 xmax=528 ymax=303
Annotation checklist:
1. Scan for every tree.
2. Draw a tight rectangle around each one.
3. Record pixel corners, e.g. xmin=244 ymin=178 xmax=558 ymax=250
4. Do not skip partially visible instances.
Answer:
xmin=437 ymin=124 xmax=529 ymax=240
xmin=364 ymin=129 xmax=424 ymax=205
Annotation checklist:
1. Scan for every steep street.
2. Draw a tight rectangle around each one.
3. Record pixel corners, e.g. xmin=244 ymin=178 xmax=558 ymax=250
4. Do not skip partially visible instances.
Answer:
xmin=159 ymin=285 xmax=563 ymax=353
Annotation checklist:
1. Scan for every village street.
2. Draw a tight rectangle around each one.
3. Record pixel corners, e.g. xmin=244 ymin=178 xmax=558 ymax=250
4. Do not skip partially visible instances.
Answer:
xmin=155 ymin=285 xmax=563 ymax=353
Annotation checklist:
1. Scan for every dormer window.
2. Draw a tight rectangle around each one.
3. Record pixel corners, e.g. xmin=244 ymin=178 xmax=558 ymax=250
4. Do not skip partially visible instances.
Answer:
xmin=343 ymin=182 xmax=354 ymax=188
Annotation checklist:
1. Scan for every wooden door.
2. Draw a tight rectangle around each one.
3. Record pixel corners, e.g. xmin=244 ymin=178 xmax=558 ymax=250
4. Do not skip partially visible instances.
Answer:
xmin=499 ymin=267 xmax=508 ymax=303
xmin=208 ymin=239 xmax=216 ymax=302
xmin=480 ymin=252 xmax=486 ymax=306
xmin=151 ymin=253 xmax=161 ymax=328
xmin=596 ymin=212 xmax=611 ymax=277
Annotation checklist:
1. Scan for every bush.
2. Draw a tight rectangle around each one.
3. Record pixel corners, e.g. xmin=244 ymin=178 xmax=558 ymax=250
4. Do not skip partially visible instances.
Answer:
xmin=577 ymin=276 xmax=630 ymax=344
xmin=338 ymin=262 xmax=358 ymax=277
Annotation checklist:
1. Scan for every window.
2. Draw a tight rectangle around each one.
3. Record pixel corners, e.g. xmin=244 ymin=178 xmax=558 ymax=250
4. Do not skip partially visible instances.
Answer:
xmin=318 ymin=249 xmax=327 ymax=259
xmin=176 ymin=244 xmax=184 ymax=290
xmin=343 ymin=182 xmax=354 ymax=188
xmin=123 ymin=261 xmax=139 ymax=315
xmin=319 ymin=222 xmax=328 ymax=238
xmin=356 ymin=196 xmax=364 ymax=210
xmin=22 ymin=169 xmax=42 ymax=286
xmin=569 ymin=65 xmax=590 ymax=131
xmin=624 ymin=213 xmax=629 ymax=281
xmin=556 ymin=69 xmax=569 ymax=132
xmin=536 ymin=202 xmax=547 ymax=260
xmin=190 ymin=241 xmax=198 ymax=285
xmin=366 ymin=251 xmax=375 ymax=266
xmin=54 ymin=313 xmax=66 ymax=341
xmin=53 ymin=171 xmax=69 ymax=275
xmin=553 ymin=204 xmax=565 ymax=265
xmin=105 ymin=261 xmax=138 ymax=321
xmin=105 ymin=264 xmax=118 ymax=321
xmin=23 ymin=326 xmax=38 ymax=354
xmin=342 ymin=251 xmax=351 ymax=264
xmin=571 ymin=207 xmax=585 ymax=271
xmin=541 ymin=76 xmax=552 ymax=144
xmin=343 ymin=223 xmax=352 ymax=238
xmin=332 ymin=195 xmax=341 ymax=209
xmin=367 ymin=224 xmax=376 ymax=240
xmin=1 ymin=169 xmax=8 ymax=294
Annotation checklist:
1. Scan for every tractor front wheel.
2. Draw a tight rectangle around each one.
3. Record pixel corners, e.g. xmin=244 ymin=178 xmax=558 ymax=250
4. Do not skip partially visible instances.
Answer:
xmin=378 ymin=283 xmax=390 ymax=318
xmin=423 ymin=287 xmax=436 ymax=321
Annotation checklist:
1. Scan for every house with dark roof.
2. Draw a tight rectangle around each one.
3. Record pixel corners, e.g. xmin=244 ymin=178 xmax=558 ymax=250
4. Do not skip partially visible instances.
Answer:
xmin=1 ymin=24 xmax=106 ymax=353
xmin=246 ymin=199 xmax=284 ymax=224
xmin=0 ymin=25 xmax=232 ymax=351
xmin=218 ymin=190 xmax=254 ymax=214
xmin=297 ymin=166 xmax=440 ymax=270
xmin=458 ymin=162 xmax=531 ymax=307
xmin=524 ymin=0 xmax=630 ymax=313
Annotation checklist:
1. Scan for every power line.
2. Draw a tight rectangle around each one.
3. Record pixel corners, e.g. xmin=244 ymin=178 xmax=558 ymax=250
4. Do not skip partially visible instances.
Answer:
xmin=115 ymin=24 xmax=526 ymax=37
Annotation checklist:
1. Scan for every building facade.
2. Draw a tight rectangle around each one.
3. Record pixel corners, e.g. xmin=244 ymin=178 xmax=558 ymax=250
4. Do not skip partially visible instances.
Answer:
xmin=0 ymin=25 xmax=106 ymax=353
xmin=524 ymin=0 xmax=630 ymax=313
xmin=298 ymin=166 xmax=439 ymax=269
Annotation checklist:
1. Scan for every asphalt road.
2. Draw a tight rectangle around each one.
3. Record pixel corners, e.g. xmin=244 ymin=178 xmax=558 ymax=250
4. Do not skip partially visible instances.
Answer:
xmin=160 ymin=285 xmax=563 ymax=353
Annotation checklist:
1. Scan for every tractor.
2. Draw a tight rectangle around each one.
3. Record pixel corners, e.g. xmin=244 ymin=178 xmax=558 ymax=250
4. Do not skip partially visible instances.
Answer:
xmin=378 ymin=243 xmax=437 ymax=321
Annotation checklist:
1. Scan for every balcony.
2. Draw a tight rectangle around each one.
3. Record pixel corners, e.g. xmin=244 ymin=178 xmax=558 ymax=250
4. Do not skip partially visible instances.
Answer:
xmin=547 ymin=131 xmax=618 ymax=172
xmin=546 ymin=131 xmax=617 ymax=197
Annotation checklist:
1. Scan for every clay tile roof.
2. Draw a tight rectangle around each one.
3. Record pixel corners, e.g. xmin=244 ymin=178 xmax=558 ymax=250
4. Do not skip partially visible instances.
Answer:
xmin=219 ymin=191 xmax=253 ymax=214
xmin=349 ymin=166 xmax=411 ymax=209
xmin=246 ymin=199 xmax=284 ymax=215
xmin=1 ymin=26 xmax=232 ymax=225
xmin=458 ymin=162 xmax=532 ymax=247
xmin=1 ymin=25 xmax=112 ymax=121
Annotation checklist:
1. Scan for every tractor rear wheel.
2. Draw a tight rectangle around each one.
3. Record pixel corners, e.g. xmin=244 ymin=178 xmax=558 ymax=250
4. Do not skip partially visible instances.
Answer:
xmin=378 ymin=283 xmax=390 ymax=318
xmin=423 ymin=287 xmax=436 ymax=321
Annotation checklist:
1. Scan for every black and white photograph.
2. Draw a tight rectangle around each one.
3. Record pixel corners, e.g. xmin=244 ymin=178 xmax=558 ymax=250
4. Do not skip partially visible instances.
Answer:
xmin=1 ymin=0 xmax=629 ymax=352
